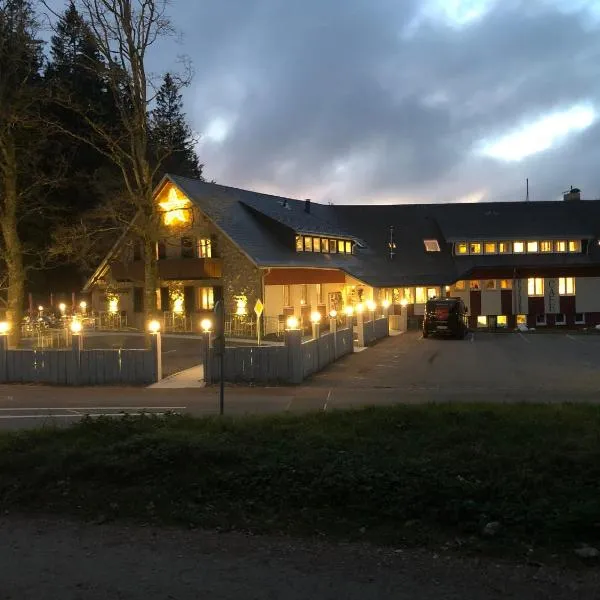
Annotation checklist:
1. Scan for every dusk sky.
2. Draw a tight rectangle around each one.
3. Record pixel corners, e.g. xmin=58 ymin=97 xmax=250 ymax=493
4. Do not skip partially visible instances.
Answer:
xmin=47 ymin=1 xmax=600 ymax=204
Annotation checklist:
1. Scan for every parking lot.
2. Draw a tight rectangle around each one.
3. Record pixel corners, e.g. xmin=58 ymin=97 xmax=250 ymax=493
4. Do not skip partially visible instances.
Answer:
xmin=309 ymin=330 xmax=600 ymax=400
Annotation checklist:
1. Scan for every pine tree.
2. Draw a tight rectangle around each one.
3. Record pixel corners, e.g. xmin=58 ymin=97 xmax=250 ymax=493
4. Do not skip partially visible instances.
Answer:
xmin=150 ymin=73 xmax=203 ymax=182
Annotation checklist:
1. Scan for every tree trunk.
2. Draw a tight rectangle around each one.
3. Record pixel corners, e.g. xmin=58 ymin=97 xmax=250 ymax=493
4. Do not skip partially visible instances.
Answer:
xmin=143 ymin=237 xmax=158 ymax=322
xmin=1 ymin=164 xmax=25 ymax=347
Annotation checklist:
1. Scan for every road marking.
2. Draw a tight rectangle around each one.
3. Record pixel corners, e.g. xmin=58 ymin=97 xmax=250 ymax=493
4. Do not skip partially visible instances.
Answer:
xmin=566 ymin=334 xmax=580 ymax=343
xmin=0 ymin=411 xmax=178 ymax=420
xmin=518 ymin=333 xmax=530 ymax=344
xmin=324 ymin=389 xmax=331 ymax=411
xmin=470 ymin=333 xmax=474 ymax=343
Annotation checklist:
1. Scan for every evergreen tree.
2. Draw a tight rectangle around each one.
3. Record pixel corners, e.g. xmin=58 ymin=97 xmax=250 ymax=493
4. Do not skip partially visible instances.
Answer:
xmin=150 ymin=73 xmax=203 ymax=182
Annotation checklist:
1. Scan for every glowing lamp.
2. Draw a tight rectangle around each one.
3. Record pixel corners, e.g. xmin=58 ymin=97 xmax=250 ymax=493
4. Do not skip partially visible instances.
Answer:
xmin=382 ymin=299 xmax=391 ymax=309
xmin=79 ymin=301 xmax=87 ymax=310
xmin=445 ymin=285 xmax=451 ymax=292
xmin=329 ymin=309 xmax=338 ymax=318
xmin=356 ymin=303 xmax=365 ymax=314
xmin=0 ymin=321 xmax=10 ymax=335
xmin=200 ymin=318 xmax=212 ymax=332
xmin=58 ymin=303 xmax=66 ymax=314
xmin=344 ymin=306 xmax=354 ymax=317
xmin=38 ymin=305 xmax=44 ymax=312
xmin=310 ymin=311 xmax=322 ymax=324
xmin=235 ymin=296 xmax=248 ymax=316
xmin=400 ymin=298 xmax=409 ymax=308
xmin=148 ymin=320 xmax=161 ymax=334
xmin=286 ymin=316 xmax=299 ymax=330
xmin=70 ymin=320 xmax=82 ymax=334
xmin=366 ymin=300 xmax=376 ymax=312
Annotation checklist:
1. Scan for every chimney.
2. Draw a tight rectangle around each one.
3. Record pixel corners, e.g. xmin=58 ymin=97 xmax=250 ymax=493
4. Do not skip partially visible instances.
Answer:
xmin=564 ymin=186 xmax=581 ymax=202
xmin=304 ymin=199 xmax=311 ymax=213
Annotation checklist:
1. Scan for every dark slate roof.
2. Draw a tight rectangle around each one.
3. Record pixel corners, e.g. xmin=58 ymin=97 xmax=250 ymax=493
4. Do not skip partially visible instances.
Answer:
xmin=168 ymin=175 xmax=600 ymax=287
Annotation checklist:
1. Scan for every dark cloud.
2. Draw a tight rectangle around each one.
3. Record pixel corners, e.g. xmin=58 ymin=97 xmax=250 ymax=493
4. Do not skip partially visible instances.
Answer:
xmin=46 ymin=1 xmax=600 ymax=203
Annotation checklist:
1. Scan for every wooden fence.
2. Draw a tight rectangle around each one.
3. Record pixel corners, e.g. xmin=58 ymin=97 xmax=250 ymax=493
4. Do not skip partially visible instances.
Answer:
xmin=0 ymin=336 xmax=160 ymax=386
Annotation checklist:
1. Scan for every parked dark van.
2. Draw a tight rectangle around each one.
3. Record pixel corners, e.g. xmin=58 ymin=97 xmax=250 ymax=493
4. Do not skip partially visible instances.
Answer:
xmin=423 ymin=297 xmax=469 ymax=339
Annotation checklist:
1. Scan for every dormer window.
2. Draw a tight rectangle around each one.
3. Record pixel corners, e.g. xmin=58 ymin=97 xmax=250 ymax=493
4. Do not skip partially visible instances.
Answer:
xmin=296 ymin=234 xmax=354 ymax=254
xmin=424 ymin=239 xmax=440 ymax=252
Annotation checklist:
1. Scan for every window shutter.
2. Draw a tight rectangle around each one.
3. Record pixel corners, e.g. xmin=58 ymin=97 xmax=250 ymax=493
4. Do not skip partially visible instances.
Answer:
xmin=157 ymin=241 xmax=167 ymax=259
xmin=160 ymin=287 xmax=169 ymax=312
xmin=133 ymin=287 xmax=144 ymax=313
xmin=184 ymin=286 xmax=195 ymax=314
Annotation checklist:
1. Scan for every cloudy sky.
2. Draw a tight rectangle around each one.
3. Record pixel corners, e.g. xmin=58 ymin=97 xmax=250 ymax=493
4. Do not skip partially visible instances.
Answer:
xmin=52 ymin=1 xmax=600 ymax=204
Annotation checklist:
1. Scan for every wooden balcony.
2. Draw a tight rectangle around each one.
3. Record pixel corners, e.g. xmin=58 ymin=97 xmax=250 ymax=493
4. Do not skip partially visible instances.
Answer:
xmin=109 ymin=258 xmax=222 ymax=282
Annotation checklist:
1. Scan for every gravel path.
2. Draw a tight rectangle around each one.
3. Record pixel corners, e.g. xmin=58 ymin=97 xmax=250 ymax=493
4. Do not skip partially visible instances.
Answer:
xmin=1 ymin=516 xmax=598 ymax=599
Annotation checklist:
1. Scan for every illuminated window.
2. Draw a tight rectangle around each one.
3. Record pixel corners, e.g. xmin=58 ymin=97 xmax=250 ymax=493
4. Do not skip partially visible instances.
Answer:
xmin=499 ymin=279 xmax=512 ymax=290
xmin=424 ymin=239 xmax=440 ymax=252
xmin=338 ymin=240 xmax=345 ymax=253
xmin=513 ymin=241 xmax=525 ymax=253
xmin=559 ymin=277 xmax=575 ymax=295
xmin=427 ymin=288 xmax=437 ymax=299
xmin=477 ymin=316 xmax=488 ymax=327
xmin=321 ymin=238 xmax=329 ymax=253
xmin=296 ymin=235 xmax=303 ymax=252
xmin=158 ymin=185 xmax=191 ymax=226
xmin=484 ymin=242 xmax=497 ymax=254
xmin=528 ymin=278 xmax=544 ymax=296
xmin=301 ymin=284 xmax=308 ymax=305
xmin=197 ymin=287 xmax=214 ymax=310
xmin=403 ymin=288 xmax=415 ymax=303
xmin=568 ymin=240 xmax=581 ymax=253
xmin=454 ymin=280 xmax=466 ymax=290
xmin=527 ymin=241 xmax=538 ymax=253
xmin=304 ymin=236 xmax=313 ymax=252
xmin=575 ymin=313 xmax=585 ymax=324
xmin=536 ymin=314 xmax=546 ymax=326
xmin=555 ymin=313 xmax=566 ymax=325
xmin=540 ymin=240 xmax=552 ymax=253
xmin=456 ymin=242 xmax=468 ymax=255
xmin=470 ymin=280 xmax=480 ymax=290
xmin=197 ymin=238 xmax=212 ymax=258
xmin=555 ymin=240 xmax=566 ymax=252
xmin=484 ymin=279 xmax=496 ymax=290
xmin=345 ymin=241 xmax=352 ymax=254
xmin=313 ymin=237 xmax=321 ymax=252
xmin=516 ymin=314 xmax=527 ymax=325
xmin=497 ymin=315 xmax=508 ymax=327
xmin=498 ymin=241 xmax=511 ymax=254
xmin=469 ymin=242 xmax=482 ymax=254
xmin=330 ymin=239 xmax=337 ymax=253
xmin=415 ymin=287 xmax=427 ymax=303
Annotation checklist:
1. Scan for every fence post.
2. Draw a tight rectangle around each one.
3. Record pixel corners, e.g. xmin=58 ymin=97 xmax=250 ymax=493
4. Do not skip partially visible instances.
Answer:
xmin=356 ymin=308 xmax=365 ymax=347
xmin=285 ymin=328 xmax=303 ymax=384
xmin=330 ymin=317 xmax=338 ymax=360
xmin=150 ymin=331 xmax=162 ymax=382
xmin=71 ymin=332 xmax=82 ymax=385
xmin=0 ymin=334 xmax=7 ymax=382
xmin=201 ymin=331 xmax=211 ymax=384
xmin=311 ymin=322 xmax=320 ymax=340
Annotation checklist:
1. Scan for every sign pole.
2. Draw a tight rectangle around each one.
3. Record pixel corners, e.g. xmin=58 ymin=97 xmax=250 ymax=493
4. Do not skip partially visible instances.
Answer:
xmin=254 ymin=299 xmax=264 ymax=347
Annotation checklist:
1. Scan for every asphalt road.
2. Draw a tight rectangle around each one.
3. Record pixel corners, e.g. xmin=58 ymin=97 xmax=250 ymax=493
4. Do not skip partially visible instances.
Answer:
xmin=0 ymin=331 xmax=599 ymax=429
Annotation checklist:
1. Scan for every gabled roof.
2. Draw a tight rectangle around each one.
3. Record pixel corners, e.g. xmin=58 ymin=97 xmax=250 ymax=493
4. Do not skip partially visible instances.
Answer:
xmin=169 ymin=175 xmax=600 ymax=287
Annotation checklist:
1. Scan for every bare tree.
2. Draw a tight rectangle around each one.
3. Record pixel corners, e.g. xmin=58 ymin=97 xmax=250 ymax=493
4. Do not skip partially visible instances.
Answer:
xmin=45 ymin=0 xmax=190 ymax=323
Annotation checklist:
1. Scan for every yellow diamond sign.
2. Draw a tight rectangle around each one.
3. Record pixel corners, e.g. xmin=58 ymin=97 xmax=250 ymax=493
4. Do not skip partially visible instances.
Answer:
xmin=254 ymin=299 xmax=264 ymax=317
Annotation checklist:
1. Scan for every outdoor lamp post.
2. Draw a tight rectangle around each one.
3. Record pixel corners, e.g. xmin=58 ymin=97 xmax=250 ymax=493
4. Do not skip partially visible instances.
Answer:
xmin=366 ymin=300 xmax=376 ymax=321
xmin=400 ymin=298 xmax=408 ymax=332
xmin=200 ymin=318 xmax=212 ymax=385
xmin=329 ymin=309 xmax=338 ymax=334
xmin=58 ymin=302 xmax=66 ymax=316
xmin=382 ymin=299 xmax=391 ymax=317
xmin=148 ymin=320 xmax=162 ymax=382
xmin=286 ymin=315 xmax=299 ymax=330
xmin=0 ymin=321 xmax=9 ymax=354
xmin=79 ymin=300 xmax=87 ymax=314
xmin=356 ymin=303 xmax=365 ymax=347
xmin=310 ymin=310 xmax=321 ymax=339
xmin=344 ymin=305 xmax=354 ymax=328
xmin=70 ymin=319 xmax=83 ymax=355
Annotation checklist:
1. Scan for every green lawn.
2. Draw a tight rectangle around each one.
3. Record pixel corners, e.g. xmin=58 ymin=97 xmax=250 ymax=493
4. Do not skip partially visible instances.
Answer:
xmin=1 ymin=404 xmax=600 ymax=558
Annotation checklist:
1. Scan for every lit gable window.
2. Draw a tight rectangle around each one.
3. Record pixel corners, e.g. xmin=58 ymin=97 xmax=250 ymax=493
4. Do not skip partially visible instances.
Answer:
xmin=456 ymin=242 xmax=468 ymax=255
xmin=424 ymin=239 xmax=440 ymax=252
xmin=568 ymin=240 xmax=581 ymax=252
xmin=527 ymin=241 xmax=538 ymax=253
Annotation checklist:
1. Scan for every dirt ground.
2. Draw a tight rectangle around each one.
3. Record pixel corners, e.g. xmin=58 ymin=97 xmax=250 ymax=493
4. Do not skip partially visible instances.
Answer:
xmin=1 ymin=516 xmax=598 ymax=600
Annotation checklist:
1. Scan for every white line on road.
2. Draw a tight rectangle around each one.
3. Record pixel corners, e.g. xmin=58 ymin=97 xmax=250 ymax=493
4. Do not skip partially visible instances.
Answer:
xmin=0 ymin=411 xmax=178 ymax=420
xmin=566 ymin=334 xmax=580 ymax=343
xmin=470 ymin=333 xmax=474 ymax=343
xmin=324 ymin=389 xmax=331 ymax=411
xmin=518 ymin=333 xmax=530 ymax=344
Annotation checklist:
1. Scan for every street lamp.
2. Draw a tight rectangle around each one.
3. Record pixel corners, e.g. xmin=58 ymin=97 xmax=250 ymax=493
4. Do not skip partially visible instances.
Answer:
xmin=58 ymin=302 xmax=66 ymax=315
xmin=70 ymin=320 xmax=82 ymax=334
xmin=200 ymin=318 xmax=212 ymax=332
xmin=79 ymin=300 xmax=87 ymax=312
xmin=310 ymin=311 xmax=322 ymax=324
xmin=286 ymin=316 xmax=299 ymax=330
xmin=148 ymin=319 xmax=161 ymax=334
xmin=329 ymin=309 xmax=337 ymax=318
